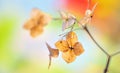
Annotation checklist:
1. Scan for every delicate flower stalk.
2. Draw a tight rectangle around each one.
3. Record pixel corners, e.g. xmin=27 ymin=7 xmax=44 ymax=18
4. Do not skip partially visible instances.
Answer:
xmin=111 ymin=51 xmax=120 ymax=56
xmin=83 ymin=26 xmax=109 ymax=56
xmin=104 ymin=56 xmax=111 ymax=73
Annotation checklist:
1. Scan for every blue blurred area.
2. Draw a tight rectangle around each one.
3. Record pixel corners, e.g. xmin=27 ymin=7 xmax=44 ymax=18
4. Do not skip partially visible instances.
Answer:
xmin=0 ymin=0 xmax=57 ymax=15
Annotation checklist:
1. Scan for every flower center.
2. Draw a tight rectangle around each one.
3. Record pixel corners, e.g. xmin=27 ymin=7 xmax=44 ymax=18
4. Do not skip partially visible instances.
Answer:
xmin=69 ymin=47 xmax=74 ymax=50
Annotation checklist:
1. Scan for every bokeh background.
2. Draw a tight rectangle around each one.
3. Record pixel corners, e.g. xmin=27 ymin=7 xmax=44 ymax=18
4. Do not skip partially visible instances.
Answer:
xmin=0 ymin=0 xmax=120 ymax=73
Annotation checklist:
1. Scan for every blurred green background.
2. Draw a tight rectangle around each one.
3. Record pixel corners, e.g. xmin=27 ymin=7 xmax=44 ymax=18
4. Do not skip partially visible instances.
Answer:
xmin=0 ymin=0 xmax=120 ymax=73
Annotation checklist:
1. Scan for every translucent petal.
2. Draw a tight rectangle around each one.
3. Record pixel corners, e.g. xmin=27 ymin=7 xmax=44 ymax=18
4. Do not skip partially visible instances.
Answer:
xmin=59 ymin=11 xmax=67 ymax=19
xmin=55 ymin=40 xmax=69 ymax=52
xmin=73 ymin=42 xmax=84 ymax=56
xmin=62 ymin=21 xmax=68 ymax=31
xmin=68 ymin=13 xmax=76 ymax=19
xmin=66 ymin=31 xmax=78 ymax=47
xmin=91 ymin=2 xmax=98 ymax=14
xmin=62 ymin=18 xmax=75 ymax=31
xmin=79 ymin=16 xmax=90 ymax=26
xmin=62 ymin=50 xmax=76 ymax=63
xmin=67 ymin=18 xmax=75 ymax=27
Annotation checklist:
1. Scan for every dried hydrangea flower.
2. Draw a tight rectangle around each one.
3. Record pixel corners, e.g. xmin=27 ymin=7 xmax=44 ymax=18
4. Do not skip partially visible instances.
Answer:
xmin=46 ymin=42 xmax=59 ymax=69
xmin=59 ymin=11 xmax=76 ymax=31
xmin=62 ymin=49 xmax=76 ymax=63
xmin=23 ymin=8 xmax=51 ymax=37
xmin=78 ymin=2 xmax=98 ymax=27
xmin=55 ymin=31 xmax=84 ymax=63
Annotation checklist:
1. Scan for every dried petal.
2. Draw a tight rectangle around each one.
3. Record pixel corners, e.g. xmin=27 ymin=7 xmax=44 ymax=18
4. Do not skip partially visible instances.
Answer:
xmin=30 ymin=26 xmax=43 ymax=37
xmin=59 ymin=11 xmax=67 ymax=19
xmin=91 ymin=2 xmax=98 ymax=15
xmin=62 ymin=18 xmax=75 ymax=31
xmin=85 ymin=10 xmax=92 ymax=17
xmin=55 ymin=40 xmax=69 ymax=52
xmin=46 ymin=42 xmax=59 ymax=58
xmin=68 ymin=13 xmax=76 ymax=19
xmin=46 ymin=42 xmax=59 ymax=69
xmin=31 ymin=8 xmax=51 ymax=27
xmin=38 ymin=14 xmax=51 ymax=26
xmin=31 ymin=8 xmax=43 ymax=17
xmin=79 ymin=16 xmax=90 ymax=26
xmin=66 ymin=31 xmax=78 ymax=47
xmin=67 ymin=18 xmax=75 ymax=27
xmin=62 ymin=50 xmax=76 ymax=63
xmin=23 ymin=18 xmax=37 ymax=30
xmin=62 ymin=21 xmax=68 ymax=31
xmin=73 ymin=42 xmax=84 ymax=56
xmin=50 ymin=49 xmax=59 ymax=57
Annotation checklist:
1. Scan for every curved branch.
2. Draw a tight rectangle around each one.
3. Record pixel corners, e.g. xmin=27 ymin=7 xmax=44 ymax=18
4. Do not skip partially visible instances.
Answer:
xmin=104 ymin=56 xmax=111 ymax=73
xmin=111 ymin=51 xmax=120 ymax=57
xmin=83 ymin=26 xmax=109 ymax=56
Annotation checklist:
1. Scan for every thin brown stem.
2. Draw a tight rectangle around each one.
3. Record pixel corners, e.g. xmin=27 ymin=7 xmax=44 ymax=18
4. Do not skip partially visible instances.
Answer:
xmin=48 ymin=55 xmax=52 ymax=69
xmin=111 ymin=51 xmax=120 ymax=57
xmin=104 ymin=56 xmax=111 ymax=73
xmin=83 ymin=26 xmax=109 ymax=56
xmin=52 ymin=18 xmax=62 ymax=20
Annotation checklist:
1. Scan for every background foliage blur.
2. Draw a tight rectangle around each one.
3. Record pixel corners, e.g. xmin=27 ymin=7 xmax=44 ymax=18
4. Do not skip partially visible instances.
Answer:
xmin=0 ymin=0 xmax=120 ymax=73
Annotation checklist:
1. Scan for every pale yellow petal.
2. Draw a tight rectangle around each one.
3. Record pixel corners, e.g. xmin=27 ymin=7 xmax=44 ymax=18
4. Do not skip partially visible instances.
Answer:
xmin=55 ymin=40 xmax=69 ymax=52
xmin=62 ymin=50 xmax=76 ymax=63
xmin=66 ymin=31 xmax=78 ymax=47
xmin=73 ymin=42 xmax=84 ymax=56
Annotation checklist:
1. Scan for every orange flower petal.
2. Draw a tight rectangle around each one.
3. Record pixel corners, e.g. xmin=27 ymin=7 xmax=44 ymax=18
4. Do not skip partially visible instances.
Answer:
xmin=23 ymin=18 xmax=37 ymax=30
xmin=55 ymin=40 xmax=69 ymax=52
xmin=30 ymin=26 xmax=43 ymax=37
xmin=73 ymin=42 xmax=84 ymax=56
xmin=66 ymin=31 xmax=78 ymax=47
xmin=31 ymin=8 xmax=44 ymax=17
xmin=62 ymin=49 xmax=76 ymax=63
xmin=37 ymin=14 xmax=51 ymax=26
xmin=31 ymin=8 xmax=51 ymax=27
xmin=50 ymin=49 xmax=59 ymax=58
